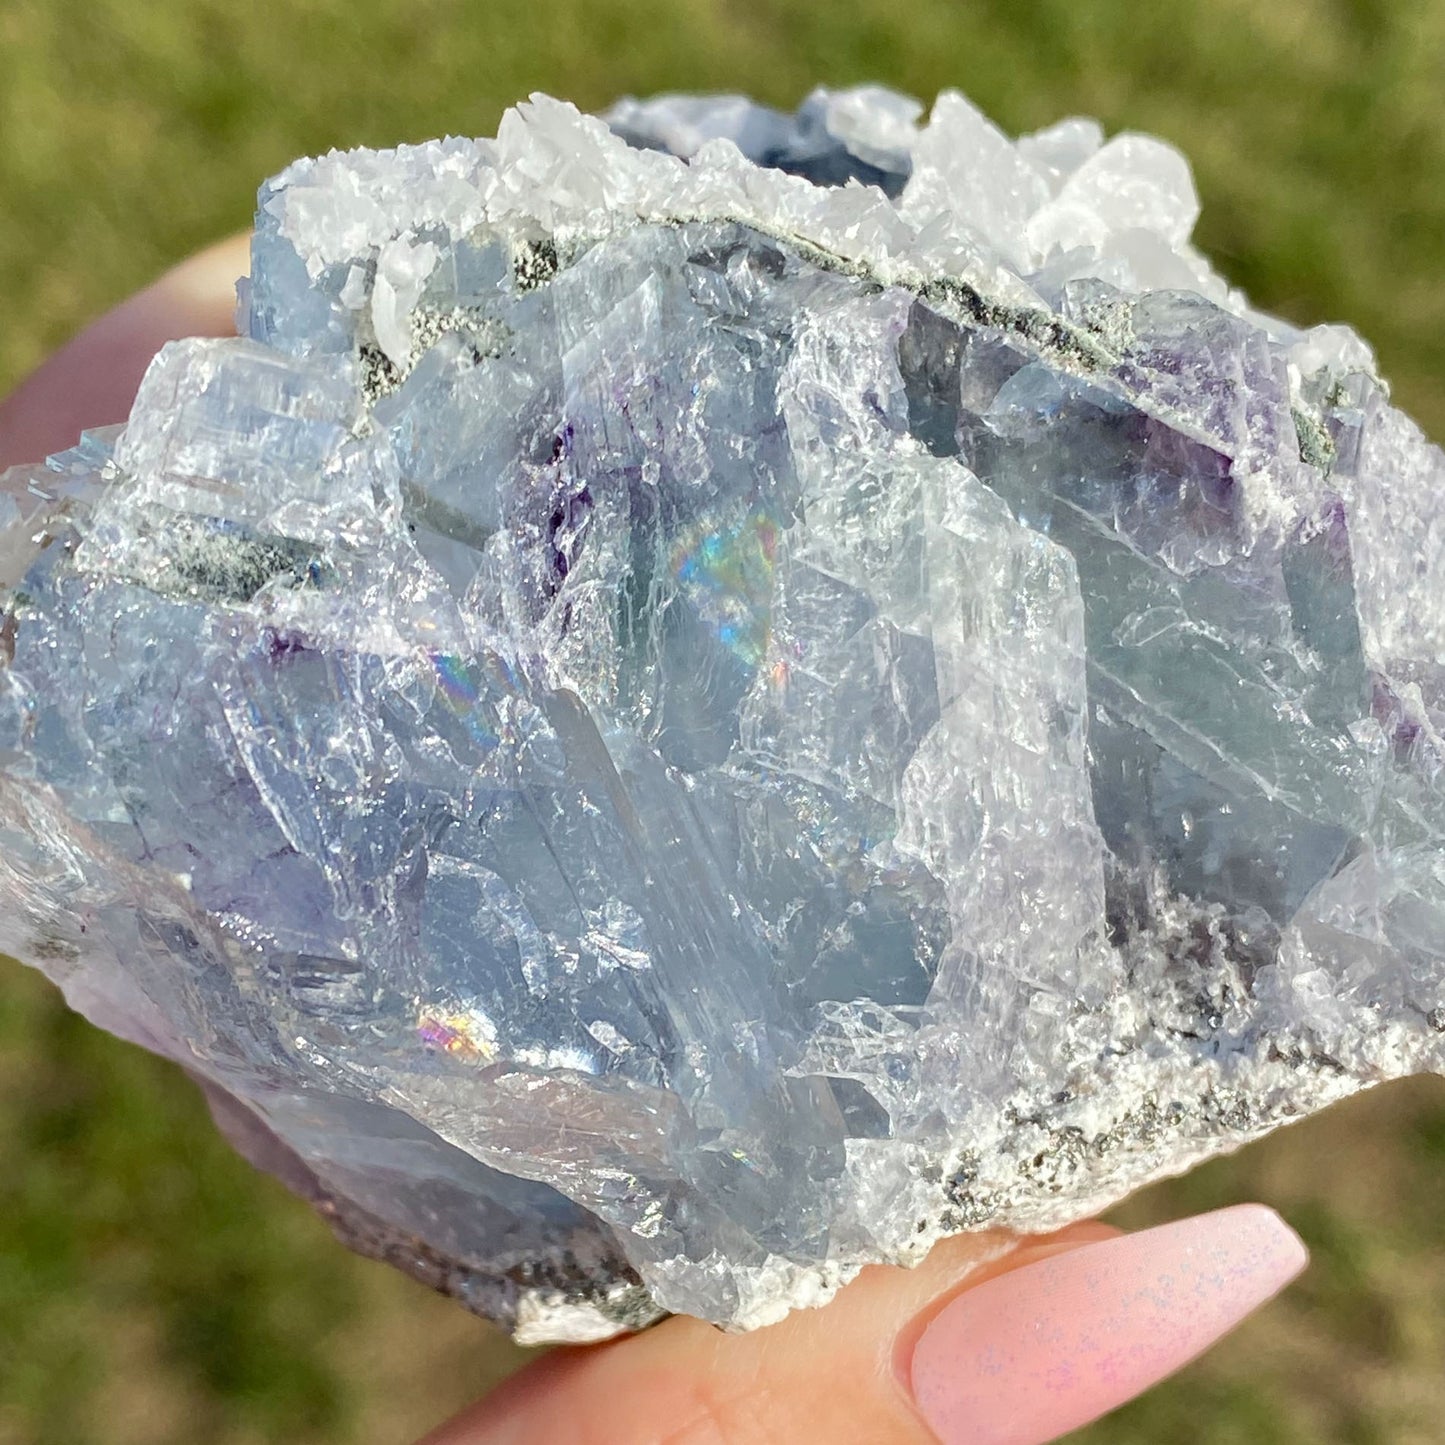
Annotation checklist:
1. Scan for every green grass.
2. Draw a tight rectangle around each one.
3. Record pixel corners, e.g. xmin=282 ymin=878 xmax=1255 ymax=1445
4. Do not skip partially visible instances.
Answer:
xmin=2 ymin=0 xmax=1445 ymax=1439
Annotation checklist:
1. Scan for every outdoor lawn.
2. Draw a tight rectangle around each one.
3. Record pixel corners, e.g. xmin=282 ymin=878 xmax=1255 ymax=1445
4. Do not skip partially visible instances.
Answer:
xmin=2 ymin=0 xmax=1444 ymax=1439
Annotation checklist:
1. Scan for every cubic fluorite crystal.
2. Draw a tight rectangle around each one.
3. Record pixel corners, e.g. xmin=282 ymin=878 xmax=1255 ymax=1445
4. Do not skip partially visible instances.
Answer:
xmin=3 ymin=86 xmax=1443 ymax=1341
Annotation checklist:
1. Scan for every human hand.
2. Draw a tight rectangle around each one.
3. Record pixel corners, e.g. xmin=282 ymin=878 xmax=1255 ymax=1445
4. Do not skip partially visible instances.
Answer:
xmin=0 ymin=245 xmax=1310 ymax=1445
xmin=418 ymin=1208 xmax=1305 ymax=1445
xmin=0 ymin=235 xmax=251 ymax=471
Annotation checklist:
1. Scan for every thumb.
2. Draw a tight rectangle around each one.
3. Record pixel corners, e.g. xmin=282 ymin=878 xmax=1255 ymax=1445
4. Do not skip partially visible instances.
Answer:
xmin=421 ymin=1205 xmax=1306 ymax=1445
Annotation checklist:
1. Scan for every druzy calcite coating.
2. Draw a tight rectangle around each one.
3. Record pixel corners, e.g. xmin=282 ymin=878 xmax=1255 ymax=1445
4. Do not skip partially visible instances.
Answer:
xmin=3 ymin=87 xmax=1443 ymax=1340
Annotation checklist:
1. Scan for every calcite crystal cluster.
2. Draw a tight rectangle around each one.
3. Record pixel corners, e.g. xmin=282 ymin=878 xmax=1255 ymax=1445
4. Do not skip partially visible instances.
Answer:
xmin=4 ymin=87 xmax=1443 ymax=1341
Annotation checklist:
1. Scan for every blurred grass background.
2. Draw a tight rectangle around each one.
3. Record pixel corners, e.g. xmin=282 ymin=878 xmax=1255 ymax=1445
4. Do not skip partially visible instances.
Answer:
xmin=1 ymin=0 xmax=1444 ymax=1439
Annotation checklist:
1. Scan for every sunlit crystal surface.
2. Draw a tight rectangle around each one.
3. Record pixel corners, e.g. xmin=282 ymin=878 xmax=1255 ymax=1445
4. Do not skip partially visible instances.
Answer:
xmin=4 ymin=87 xmax=1444 ymax=1339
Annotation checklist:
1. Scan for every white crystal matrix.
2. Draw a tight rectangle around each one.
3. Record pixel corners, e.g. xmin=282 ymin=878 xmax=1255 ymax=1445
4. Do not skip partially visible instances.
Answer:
xmin=2 ymin=87 xmax=1443 ymax=1340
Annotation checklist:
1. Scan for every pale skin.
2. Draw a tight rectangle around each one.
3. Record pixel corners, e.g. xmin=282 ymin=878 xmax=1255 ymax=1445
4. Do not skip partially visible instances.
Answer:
xmin=0 ymin=240 xmax=1305 ymax=1445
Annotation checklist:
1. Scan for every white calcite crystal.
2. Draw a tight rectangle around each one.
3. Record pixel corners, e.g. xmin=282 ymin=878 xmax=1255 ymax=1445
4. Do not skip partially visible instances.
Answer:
xmin=3 ymin=87 xmax=1443 ymax=1339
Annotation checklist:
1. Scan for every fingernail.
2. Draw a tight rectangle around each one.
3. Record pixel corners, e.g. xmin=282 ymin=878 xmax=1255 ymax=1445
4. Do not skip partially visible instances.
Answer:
xmin=908 ymin=1204 xmax=1308 ymax=1445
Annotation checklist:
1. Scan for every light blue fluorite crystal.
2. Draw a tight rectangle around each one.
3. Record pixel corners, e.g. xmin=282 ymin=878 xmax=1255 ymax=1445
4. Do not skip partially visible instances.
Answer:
xmin=4 ymin=87 xmax=1443 ymax=1339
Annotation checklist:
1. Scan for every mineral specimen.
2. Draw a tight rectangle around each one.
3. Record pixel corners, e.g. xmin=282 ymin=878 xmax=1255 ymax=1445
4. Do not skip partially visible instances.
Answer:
xmin=3 ymin=86 xmax=1443 ymax=1342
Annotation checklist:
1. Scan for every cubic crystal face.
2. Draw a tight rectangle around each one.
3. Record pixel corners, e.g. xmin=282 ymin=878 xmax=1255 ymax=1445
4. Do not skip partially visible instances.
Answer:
xmin=3 ymin=87 xmax=1443 ymax=1340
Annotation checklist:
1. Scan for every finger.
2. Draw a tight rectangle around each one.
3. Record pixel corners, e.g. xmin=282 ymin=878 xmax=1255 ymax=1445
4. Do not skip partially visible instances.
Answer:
xmin=422 ymin=1204 xmax=1306 ymax=1445
xmin=0 ymin=232 xmax=251 ymax=472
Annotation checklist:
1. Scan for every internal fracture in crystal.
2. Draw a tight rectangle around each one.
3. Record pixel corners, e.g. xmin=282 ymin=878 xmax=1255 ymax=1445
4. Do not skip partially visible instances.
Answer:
xmin=2 ymin=86 xmax=1442 ymax=1341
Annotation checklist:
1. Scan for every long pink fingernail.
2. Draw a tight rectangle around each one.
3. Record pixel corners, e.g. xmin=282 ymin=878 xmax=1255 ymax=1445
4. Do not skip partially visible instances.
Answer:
xmin=908 ymin=1204 xmax=1308 ymax=1445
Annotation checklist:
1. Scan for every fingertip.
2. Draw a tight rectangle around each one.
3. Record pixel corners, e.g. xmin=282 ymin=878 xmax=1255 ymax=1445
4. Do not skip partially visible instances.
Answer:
xmin=148 ymin=232 xmax=253 ymax=327
xmin=417 ymin=1209 xmax=1301 ymax=1445
xmin=0 ymin=232 xmax=250 ymax=471
xmin=907 ymin=1204 xmax=1307 ymax=1445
